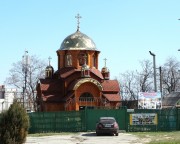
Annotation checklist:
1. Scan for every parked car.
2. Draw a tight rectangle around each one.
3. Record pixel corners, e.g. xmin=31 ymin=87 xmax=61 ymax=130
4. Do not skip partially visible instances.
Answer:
xmin=26 ymin=109 xmax=34 ymax=113
xmin=96 ymin=117 xmax=119 ymax=136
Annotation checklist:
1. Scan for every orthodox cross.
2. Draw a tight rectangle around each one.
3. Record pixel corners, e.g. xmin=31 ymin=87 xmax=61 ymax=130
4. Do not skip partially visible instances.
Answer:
xmin=48 ymin=56 xmax=52 ymax=66
xmin=104 ymin=58 xmax=107 ymax=67
xmin=75 ymin=13 xmax=82 ymax=31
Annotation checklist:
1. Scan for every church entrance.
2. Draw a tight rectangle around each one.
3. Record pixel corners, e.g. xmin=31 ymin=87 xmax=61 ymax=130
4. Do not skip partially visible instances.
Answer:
xmin=79 ymin=92 xmax=95 ymax=110
xmin=79 ymin=92 xmax=94 ymax=101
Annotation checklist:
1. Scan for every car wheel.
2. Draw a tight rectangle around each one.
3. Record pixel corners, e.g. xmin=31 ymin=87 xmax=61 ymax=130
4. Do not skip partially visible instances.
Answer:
xmin=115 ymin=133 xmax=119 ymax=136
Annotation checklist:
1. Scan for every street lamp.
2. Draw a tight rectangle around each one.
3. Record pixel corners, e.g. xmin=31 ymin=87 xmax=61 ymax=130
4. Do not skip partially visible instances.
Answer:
xmin=149 ymin=51 xmax=157 ymax=92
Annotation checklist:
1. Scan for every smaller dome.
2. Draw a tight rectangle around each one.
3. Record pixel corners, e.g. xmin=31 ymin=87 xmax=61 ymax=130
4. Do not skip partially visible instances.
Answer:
xmin=101 ymin=67 xmax=109 ymax=73
xmin=59 ymin=31 xmax=97 ymax=51
xmin=45 ymin=65 xmax=54 ymax=79
xmin=46 ymin=65 xmax=54 ymax=71
xmin=101 ymin=66 xmax=110 ymax=80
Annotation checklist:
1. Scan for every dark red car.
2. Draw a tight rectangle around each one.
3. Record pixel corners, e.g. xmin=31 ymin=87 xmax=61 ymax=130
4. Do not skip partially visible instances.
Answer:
xmin=96 ymin=117 xmax=119 ymax=136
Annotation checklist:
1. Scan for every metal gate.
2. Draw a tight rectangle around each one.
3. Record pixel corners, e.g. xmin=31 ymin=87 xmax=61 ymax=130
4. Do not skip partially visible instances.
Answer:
xmin=28 ymin=107 xmax=179 ymax=133
xmin=85 ymin=107 xmax=127 ymax=131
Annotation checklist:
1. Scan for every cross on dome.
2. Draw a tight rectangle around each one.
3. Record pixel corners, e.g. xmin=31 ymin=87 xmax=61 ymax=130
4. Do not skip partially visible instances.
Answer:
xmin=75 ymin=13 xmax=82 ymax=31
xmin=48 ymin=56 xmax=52 ymax=66
xmin=104 ymin=58 xmax=107 ymax=67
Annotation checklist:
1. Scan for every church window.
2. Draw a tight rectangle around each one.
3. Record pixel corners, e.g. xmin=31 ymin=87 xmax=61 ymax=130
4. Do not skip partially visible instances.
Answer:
xmin=45 ymin=69 xmax=49 ymax=78
xmin=92 ymin=55 xmax=96 ymax=67
xmin=65 ymin=54 xmax=72 ymax=67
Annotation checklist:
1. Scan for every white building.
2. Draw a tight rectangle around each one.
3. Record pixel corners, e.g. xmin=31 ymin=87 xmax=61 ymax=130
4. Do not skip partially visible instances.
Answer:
xmin=0 ymin=85 xmax=17 ymax=113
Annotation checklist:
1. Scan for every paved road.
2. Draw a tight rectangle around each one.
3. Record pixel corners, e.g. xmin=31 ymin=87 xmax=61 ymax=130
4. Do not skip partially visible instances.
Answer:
xmin=25 ymin=132 xmax=143 ymax=144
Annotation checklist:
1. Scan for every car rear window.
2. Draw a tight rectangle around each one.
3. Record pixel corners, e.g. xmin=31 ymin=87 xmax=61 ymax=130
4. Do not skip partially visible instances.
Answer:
xmin=100 ymin=119 xmax=116 ymax=123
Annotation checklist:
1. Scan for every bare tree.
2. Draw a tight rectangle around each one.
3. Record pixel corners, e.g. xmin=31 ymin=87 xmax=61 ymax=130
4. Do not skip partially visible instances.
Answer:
xmin=118 ymin=57 xmax=180 ymax=104
xmin=118 ymin=59 xmax=153 ymax=100
xmin=118 ymin=70 xmax=137 ymax=100
xmin=136 ymin=60 xmax=153 ymax=92
xmin=5 ymin=55 xmax=47 ymax=111
xmin=162 ymin=57 xmax=180 ymax=94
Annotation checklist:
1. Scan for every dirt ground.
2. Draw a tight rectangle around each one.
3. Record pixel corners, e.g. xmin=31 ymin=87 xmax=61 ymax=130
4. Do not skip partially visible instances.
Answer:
xmin=25 ymin=132 xmax=145 ymax=144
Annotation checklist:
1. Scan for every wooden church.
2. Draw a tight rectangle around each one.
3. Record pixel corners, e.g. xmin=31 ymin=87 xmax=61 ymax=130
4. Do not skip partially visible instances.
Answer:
xmin=36 ymin=14 xmax=121 ymax=111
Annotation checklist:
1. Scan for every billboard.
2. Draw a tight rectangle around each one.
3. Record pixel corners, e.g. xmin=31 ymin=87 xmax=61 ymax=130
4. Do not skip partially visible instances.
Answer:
xmin=138 ymin=92 xmax=161 ymax=109
xmin=130 ymin=113 xmax=158 ymax=125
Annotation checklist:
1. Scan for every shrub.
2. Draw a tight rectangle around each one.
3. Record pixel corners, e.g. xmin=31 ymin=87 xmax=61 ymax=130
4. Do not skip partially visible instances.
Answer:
xmin=0 ymin=101 xmax=30 ymax=144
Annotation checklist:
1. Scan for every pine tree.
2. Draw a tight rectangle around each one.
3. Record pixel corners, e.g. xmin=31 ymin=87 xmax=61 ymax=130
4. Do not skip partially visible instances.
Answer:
xmin=0 ymin=101 xmax=30 ymax=144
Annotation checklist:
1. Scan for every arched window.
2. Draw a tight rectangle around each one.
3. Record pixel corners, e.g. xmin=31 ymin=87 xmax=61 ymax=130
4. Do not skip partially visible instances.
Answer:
xmin=79 ymin=92 xmax=94 ymax=102
xmin=65 ymin=54 xmax=72 ymax=67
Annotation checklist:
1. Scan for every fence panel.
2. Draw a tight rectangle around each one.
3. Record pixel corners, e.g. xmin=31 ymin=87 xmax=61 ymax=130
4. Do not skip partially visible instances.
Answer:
xmin=177 ymin=108 xmax=180 ymax=130
xmin=158 ymin=108 xmax=177 ymax=131
xmin=28 ymin=107 xmax=179 ymax=133
xmin=85 ymin=107 xmax=127 ymax=131
xmin=28 ymin=111 xmax=86 ymax=133
xmin=126 ymin=108 xmax=178 ymax=132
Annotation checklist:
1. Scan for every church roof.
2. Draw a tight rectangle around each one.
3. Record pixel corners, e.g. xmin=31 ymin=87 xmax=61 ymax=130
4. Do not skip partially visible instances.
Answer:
xmin=103 ymin=94 xmax=121 ymax=102
xmin=38 ymin=79 xmax=65 ymax=102
xmin=90 ymin=68 xmax=104 ymax=79
xmin=39 ymin=79 xmax=64 ymax=92
xmin=102 ymin=80 xmax=120 ymax=92
xmin=59 ymin=67 xmax=79 ymax=78
xmin=59 ymin=30 xmax=98 ymax=51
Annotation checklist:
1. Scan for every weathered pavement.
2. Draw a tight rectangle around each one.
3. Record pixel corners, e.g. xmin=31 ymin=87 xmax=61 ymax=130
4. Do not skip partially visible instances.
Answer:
xmin=25 ymin=132 xmax=143 ymax=144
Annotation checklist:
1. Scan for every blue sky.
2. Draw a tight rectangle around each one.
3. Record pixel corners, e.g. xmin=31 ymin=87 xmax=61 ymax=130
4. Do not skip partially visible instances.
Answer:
xmin=0 ymin=0 xmax=180 ymax=85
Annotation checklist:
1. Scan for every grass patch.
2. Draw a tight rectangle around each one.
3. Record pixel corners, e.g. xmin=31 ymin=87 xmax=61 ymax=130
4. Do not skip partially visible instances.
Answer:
xmin=131 ymin=131 xmax=180 ymax=144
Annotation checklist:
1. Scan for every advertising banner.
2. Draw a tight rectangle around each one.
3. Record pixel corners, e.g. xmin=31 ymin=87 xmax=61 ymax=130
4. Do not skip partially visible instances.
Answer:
xmin=130 ymin=113 xmax=158 ymax=125
xmin=138 ymin=92 xmax=161 ymax=109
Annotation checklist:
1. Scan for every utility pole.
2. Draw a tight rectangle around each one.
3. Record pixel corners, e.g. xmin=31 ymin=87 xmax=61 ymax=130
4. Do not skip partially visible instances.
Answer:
xmin=159 ymin=66 xmax=162 ymax=94
xmin=22 ymin=51 xmax=30 ymax=108
xmin=159 ymin=66 xmax=163 ymax=108
xmin=149 ymin=51 xmax=157 ymax=92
